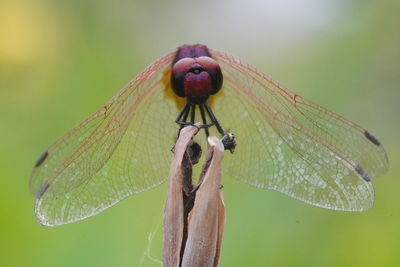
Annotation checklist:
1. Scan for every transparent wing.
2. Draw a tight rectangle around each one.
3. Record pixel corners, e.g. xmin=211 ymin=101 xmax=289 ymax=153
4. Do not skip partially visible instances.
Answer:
xmin=210 ymin=49 xmax=389 ymax=211
xmin=30 ymin=52 xmax=181 ymax=226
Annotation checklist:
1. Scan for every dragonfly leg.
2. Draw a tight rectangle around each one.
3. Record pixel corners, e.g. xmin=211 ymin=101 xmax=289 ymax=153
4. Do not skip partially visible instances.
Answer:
xmin=204 ymin=103 xmax=225 ymax=136
xmin=190 ymin=104 xmax=196 ymax=124
xmin=175 ymin=103 xmax=191 ymax=142
xmin=199 ymin=104 xmax=210 ymax=137
xmin=175 ymin=103 xmax=190 ymax=126
xmin=175 ymin=102 xmax=223 ymax=138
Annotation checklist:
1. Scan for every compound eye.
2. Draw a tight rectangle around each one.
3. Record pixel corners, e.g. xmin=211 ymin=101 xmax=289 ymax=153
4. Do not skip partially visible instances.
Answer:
xmin=196 ymin=56 xmax=220 ymax=71
xmin=171 ymin=58 xmax=197 ymax=98
xmin=196 ymin=56 xmax=223 ymax=95
xmin=172 ymin=58 xmax=196 ymax=74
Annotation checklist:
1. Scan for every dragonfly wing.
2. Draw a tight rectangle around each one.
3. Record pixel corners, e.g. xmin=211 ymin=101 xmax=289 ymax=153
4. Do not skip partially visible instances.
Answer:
xmin=210 ymin=49 xmax=389 ymax=211
xmin=31 ymin=52 xmax=181 ymax=226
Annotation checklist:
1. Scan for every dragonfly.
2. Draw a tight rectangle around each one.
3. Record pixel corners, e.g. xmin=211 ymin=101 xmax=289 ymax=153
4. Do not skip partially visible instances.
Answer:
xmin=30 ymin=44 xmax=389 ymax=226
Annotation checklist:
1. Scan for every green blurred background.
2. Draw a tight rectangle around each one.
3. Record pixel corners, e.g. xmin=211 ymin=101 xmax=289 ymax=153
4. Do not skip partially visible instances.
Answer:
xmin=1 ymin=0 xmax=399 ymax=266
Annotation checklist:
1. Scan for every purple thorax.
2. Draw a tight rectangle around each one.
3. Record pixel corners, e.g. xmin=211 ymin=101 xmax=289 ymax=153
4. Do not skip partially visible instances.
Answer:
xmin=172 ymin=44 xmax=211 ymax=65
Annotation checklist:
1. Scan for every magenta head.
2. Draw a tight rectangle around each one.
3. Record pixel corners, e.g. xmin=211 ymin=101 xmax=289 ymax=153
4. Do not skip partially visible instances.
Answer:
xmin=171 ymin=44 xmax=223 ymax=103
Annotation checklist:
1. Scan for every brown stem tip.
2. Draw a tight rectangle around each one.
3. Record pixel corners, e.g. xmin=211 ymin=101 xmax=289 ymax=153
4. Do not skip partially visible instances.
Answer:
xmin=163 ymin=125 xmax=229 ymax=267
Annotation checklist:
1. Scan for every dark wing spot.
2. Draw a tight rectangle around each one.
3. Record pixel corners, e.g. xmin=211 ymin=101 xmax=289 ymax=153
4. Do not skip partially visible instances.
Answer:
xmin=364 ymin=131 xmax=381 ymax=146
xmin=35 ymin=151 xmax=49 ymax=167
xmin=355 ymin=164 xmax=371 ymax=182
xmin=36 ymin=181 xmax=50 ymax=198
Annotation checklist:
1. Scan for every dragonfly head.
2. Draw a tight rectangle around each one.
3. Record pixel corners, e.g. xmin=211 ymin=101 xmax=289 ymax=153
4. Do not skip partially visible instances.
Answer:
xmin=171 ymin=45 xmax=223 ymax=104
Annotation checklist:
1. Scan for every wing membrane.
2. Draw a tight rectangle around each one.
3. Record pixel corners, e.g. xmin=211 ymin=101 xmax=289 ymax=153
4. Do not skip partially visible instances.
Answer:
xmin=31 ymin=47 xmax=390 ymax=225
xmin=31 ymin=52 xmax=179 ymax=225
xmin=210 ymin=49 xmax=388 ymax=211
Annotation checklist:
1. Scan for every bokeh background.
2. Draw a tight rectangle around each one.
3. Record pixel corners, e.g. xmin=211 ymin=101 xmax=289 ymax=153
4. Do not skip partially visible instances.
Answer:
xmin=1 ymin=0 xmax=399 ymax=266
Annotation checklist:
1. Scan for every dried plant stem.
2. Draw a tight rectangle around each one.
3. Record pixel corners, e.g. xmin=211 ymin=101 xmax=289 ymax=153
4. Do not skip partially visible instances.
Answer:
xmin=163 ymin=125 xmax=226 ymax=267
xmin=181 ymin=136 xmax=225 ymax=267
